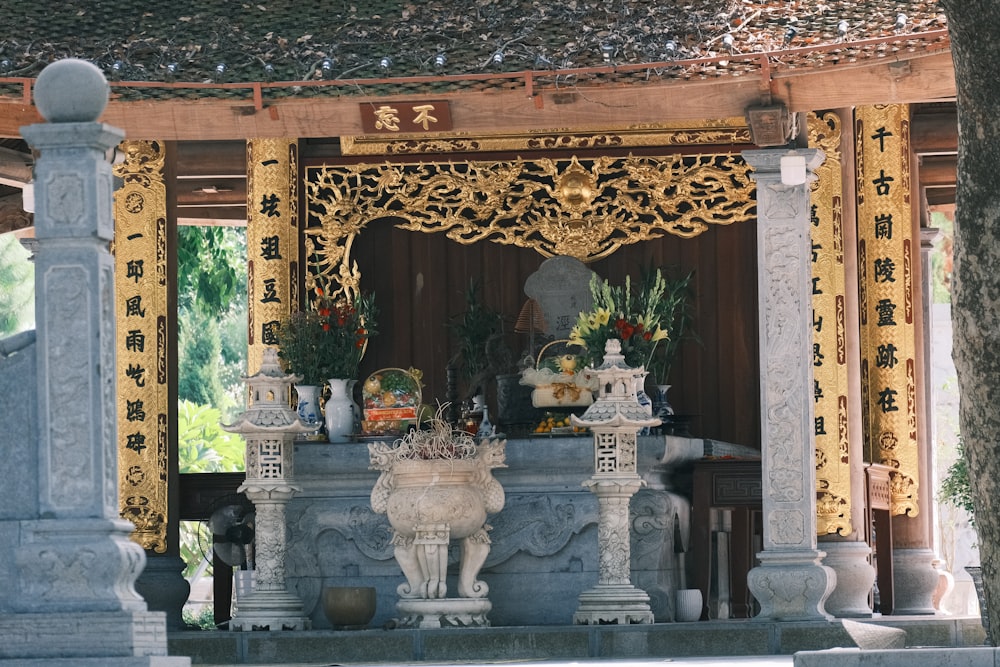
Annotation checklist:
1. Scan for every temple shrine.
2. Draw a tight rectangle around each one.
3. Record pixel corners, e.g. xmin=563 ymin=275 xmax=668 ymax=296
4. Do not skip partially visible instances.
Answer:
xmin=0 ymin=1 xmax=981 ymax=664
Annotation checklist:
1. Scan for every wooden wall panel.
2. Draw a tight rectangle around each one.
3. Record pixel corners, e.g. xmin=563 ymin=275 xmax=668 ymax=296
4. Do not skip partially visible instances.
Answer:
xmin=350 ymin=220 xmax=761 ymax=449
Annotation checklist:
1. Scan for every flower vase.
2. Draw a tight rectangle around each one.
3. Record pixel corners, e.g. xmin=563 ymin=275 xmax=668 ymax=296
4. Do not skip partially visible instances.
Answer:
xmin=325 ymin=378 xmax=359 ymax=443
xmin=652 ymin=384 xmax=675 ymax=420
xmin=634 ymin=375 xmax=653 ymax=435
xmin=295 ymin=384 xmax=323 ymax=437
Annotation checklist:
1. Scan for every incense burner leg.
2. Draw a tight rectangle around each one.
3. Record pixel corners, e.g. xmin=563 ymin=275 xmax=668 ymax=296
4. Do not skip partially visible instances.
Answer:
xmin=458 ymin=528 xmax=492 ymax=598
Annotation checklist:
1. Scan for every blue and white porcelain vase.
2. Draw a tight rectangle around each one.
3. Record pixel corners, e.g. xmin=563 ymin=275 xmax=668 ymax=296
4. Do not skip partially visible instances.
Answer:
xmin=295 ymin=384 xmax=323 ymax=438
xmin=295 ymin=384 xmax=322 ymax=423
xmin=325 ymin=378 xmax=360 ymax=443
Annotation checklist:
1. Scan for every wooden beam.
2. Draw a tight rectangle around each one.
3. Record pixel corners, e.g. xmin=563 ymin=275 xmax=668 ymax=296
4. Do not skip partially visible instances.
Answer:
xmin=911 ymin=109 xmax=958 ymax=154
xmin=918 ymin=155 xmax=957 ymax=187
xmin=0 ymin=192 xmax=31 ymax=234
xmin=175 ymin=141 xmax=246 ymax=177
xmin=0 ymin=51 xmax=956 ymax=141
xmin=0 ymin=146 xmax=32 ymax=187
xmin=925 ymin=186 xmax=956 ymax=206
xmin=175 ymin=177 xmax=247 ymax=207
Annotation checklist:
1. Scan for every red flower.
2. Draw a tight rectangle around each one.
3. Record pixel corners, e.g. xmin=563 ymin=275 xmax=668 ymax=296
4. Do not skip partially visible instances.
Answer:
xmin=621 ymin=323 xmax=635 ymax=340
xmin=318 ymin=307 xmax=331 ymax=317
xmin=322 ymin=322 xmax=331 ymax=332
xmin=643 ymin=331 xmax=652 ymax=341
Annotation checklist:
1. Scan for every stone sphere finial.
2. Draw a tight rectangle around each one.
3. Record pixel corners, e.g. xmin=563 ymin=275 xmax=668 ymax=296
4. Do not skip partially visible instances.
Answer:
xmin=34 ymin=59 xmax=110 ymax=123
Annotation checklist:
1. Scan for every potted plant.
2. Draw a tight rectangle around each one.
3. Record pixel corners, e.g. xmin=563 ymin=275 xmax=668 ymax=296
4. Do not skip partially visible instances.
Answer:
xmin=275 ymin=282 xmax=377 ymax=442
xmin=449 ymin=278 xmax=505 ymax=400
xmin=939 ymin=440 xmax=988 ymax=641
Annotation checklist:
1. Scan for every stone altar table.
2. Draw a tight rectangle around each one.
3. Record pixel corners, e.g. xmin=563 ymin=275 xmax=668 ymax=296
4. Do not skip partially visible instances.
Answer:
xmin=282 ymin=434 xmax=757 ymax=628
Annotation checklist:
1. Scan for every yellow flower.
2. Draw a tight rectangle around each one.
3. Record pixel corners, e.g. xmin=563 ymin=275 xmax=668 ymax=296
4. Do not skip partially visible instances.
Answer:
xmin=594 ymin=308 xmax=611 ymax=326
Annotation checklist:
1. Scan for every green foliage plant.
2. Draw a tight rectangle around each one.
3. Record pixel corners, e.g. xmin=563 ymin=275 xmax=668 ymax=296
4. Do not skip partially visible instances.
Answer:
xmin=939 ymin=439 xmax=976 ymax=527
xmin=645 ymin=267 xmax=698 ymax=386
xmin=449 ymin=279 xmax=504 ymax=393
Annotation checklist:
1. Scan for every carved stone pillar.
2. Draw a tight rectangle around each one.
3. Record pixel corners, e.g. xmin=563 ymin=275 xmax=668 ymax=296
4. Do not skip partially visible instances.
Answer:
xmin=1 ymin=58 xmax=188 ymax=666
xmin=223 ymin=349 xmax=312 ymax=631
xmin=572 ymin=339 xmax=659 ymax=625
xmin=742 ymin=149 xmax=836 ymax=621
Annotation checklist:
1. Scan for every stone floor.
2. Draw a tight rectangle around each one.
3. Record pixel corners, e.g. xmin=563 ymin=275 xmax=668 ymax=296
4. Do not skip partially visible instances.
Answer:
xmin=169 ymin=615 xmax=986 ymax=666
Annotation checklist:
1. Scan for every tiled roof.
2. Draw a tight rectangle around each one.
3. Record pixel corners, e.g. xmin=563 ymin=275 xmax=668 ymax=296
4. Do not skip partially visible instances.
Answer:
xmin=0 ymin=0 xmax=948 ymax=102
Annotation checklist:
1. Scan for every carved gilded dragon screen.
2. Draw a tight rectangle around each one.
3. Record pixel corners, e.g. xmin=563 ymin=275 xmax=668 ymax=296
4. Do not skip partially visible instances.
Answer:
xmin=304 ymin=153 xmax=756 ymax=300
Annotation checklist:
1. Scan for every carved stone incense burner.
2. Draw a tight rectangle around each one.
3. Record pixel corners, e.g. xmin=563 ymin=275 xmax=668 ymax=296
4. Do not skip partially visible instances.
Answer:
xmin=368 ymin=413 xmax=506 ymax=627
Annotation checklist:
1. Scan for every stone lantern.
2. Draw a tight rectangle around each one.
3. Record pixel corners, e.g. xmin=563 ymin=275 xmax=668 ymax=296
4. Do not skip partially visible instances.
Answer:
xmin=223 ymin=348 xmax=313 ymax=631
xmin=571 ymin=339 xmax=660 ymax=625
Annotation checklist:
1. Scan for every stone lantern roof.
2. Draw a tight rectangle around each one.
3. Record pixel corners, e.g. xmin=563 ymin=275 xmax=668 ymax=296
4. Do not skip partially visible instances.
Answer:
xmin=571 ymin=339 xmax=660 ymax=431
xmin=224 ymin=348 xmax=313 ymax=434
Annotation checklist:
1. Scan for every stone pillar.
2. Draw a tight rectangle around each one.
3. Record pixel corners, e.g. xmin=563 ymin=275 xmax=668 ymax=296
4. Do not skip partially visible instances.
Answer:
xmin=809 ymin=110 xmax=876 ymax=617
xmin=742 ymin=149 xmax=836 ymax=621
xmin=572 ymin=339 xmax=659 ymax=625
xmin=223 ymin=348 xmax=312 ymax=631
xmin=0 ymin=58 xmax=188 ymax=666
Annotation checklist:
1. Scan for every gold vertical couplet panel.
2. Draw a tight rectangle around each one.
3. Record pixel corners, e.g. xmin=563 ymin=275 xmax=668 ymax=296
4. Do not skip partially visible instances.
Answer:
xmin=855 ymin=104 xmax=918 ymax=517
xmin=113 ymin=140 xmax=169 ymax=553
xmin=247 ymin=138 xmax=299 ymax=375
xmin=809 ymin=111 xmax=852 ymax=536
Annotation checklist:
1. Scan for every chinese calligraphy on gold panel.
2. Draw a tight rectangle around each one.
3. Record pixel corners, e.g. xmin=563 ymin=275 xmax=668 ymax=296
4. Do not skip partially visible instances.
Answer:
xmin=809 ymin=111 xmax=852 ymax=536
xmin=855 ymin=104 xmax=919 ymax=517
xmin=247 ymin=138 xmax=299 ymax=376
xmin=113 ymin=140 xmax=169 ymax=553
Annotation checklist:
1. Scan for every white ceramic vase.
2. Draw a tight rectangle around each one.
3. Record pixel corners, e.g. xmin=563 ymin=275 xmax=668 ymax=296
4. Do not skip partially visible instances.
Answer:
xmin=325 ymin=378 xmax=359 ymax=443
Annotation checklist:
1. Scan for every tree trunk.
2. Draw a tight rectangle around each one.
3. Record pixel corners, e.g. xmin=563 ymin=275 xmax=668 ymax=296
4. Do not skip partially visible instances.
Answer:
xmin=938 ymin=1 xmax=1000 ymax=645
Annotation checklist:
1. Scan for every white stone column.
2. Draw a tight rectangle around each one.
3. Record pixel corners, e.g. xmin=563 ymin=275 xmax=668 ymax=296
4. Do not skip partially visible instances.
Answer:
xmin=742 ymin=149 xmax=836 ymax=621
xmin=0 ymin=59 xmax=188 ymax=666
xmin=224 ymin=349 xmax=312 ymax=631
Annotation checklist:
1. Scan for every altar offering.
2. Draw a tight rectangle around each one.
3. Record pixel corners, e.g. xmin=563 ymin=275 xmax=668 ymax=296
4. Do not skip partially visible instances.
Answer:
xmin=361 ymin=368 xmax=422 ymax=436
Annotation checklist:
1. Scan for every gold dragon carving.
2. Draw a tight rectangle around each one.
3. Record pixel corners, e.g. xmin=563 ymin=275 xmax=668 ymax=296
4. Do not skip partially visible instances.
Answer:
xmin=305 ymin=153 xmax=756 ymax=301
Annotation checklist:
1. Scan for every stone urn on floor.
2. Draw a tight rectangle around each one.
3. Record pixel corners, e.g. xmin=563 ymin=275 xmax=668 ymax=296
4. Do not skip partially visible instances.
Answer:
xmin=368 ymin=410 xmax=507 ymax=628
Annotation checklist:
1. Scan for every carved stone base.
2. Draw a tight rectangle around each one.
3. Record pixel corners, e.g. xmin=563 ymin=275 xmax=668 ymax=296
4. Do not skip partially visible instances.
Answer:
xmin=746 ymin=550 xmax=835 ymax=621
xmin=822 ymin=540 xmax=875 ymax=618
xmin=396 ymin=597 xmax=492 ymax=628
xmin=892 ymin=547 xmax=939 ymax=615
xmin=228 ymin=589 xmax=310 ymax=632
xmin=573 ymin=584 xmax=655 ymax=625
xmin=0 ymin=610 xmax=183 ymax=663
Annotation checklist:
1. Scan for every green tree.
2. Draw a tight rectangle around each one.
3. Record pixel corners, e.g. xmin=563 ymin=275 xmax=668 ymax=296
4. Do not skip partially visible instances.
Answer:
xmin=0 ymin=234 xmax=33 ymax=335
xmin=937 ymin=0 xmax=1000 ymax=644
xmin=176 ymin=225 xmax=247 ymax=416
